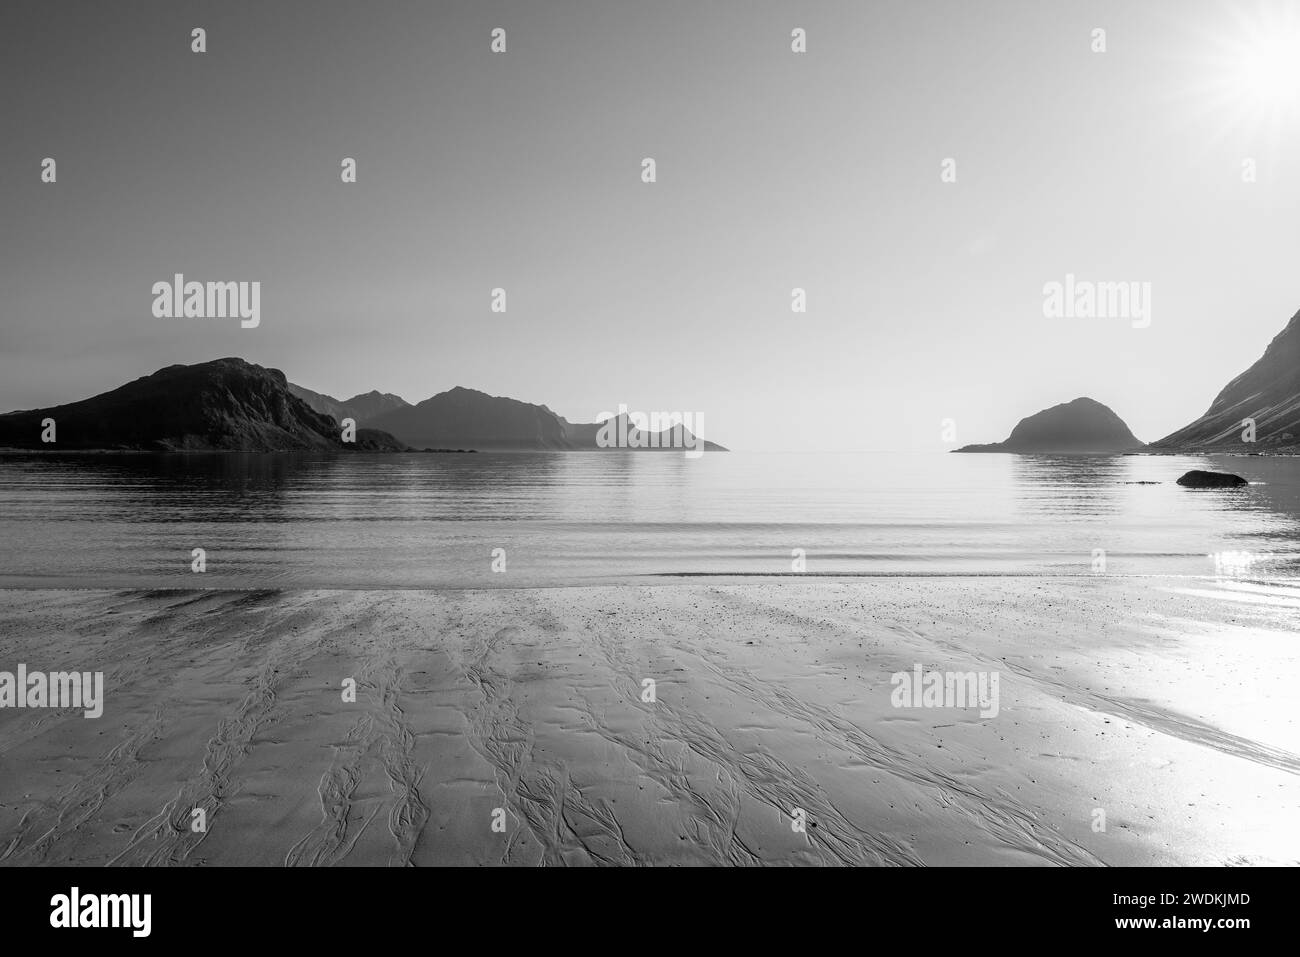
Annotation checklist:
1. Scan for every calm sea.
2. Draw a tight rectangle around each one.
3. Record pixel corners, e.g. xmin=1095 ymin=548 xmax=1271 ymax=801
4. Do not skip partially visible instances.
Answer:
xmin=0 ymin=451 xmax=1296 ymax=588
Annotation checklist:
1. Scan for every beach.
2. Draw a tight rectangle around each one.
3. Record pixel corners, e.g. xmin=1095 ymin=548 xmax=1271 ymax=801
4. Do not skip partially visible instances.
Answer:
xmin=1 ymin=578 xmax=1296 ymax=866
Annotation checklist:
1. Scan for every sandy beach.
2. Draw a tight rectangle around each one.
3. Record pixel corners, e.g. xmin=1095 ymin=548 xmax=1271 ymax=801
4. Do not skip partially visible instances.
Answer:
xmin=1 ymin=578 xmax=1297 ymax=867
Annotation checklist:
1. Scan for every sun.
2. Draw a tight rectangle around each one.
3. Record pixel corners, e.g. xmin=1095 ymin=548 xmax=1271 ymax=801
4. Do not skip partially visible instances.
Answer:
xmin=1231 ymin=25 xmax=1300 ymax=112
xmin=1173 ymin=3 xmax=1300 ymax=152
xmin=1208 ymin=6 xmax=1300 ymax=126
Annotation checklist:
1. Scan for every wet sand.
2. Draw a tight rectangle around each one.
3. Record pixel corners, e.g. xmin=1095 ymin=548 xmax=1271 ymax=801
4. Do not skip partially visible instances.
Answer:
xmin=0 ymin=578 xmax=1297 ymax=866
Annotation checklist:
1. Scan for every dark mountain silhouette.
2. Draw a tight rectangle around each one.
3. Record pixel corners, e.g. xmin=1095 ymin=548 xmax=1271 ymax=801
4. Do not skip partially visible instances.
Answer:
xmin=368 ymin=386 xmax=727 ymax=452
xmin=288 ymin=384 xmax=410 ymax=425
xmin=345 ymin=390 xmax=410 ymax=423
xmin=954 ymin=397 xmax=1145 ymax=453
xmin=0 ymin=361 xmax=724 ymax=453
xmin=369 ymin=387 xmax=571 ymax=450
xmin=0 ymin=358 xmax=407 ymax=451
xmin=1150 ymin=307 xmax=1300 ymax=452
xmin=287 ymin=383 xmax=351 ymax=423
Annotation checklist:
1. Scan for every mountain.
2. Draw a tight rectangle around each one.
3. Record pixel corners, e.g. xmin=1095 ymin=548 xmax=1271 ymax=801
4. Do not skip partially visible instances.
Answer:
xmin=370 ymin=387 xmax=571 ymax=450
xmin=1150 ymin=307 xmax=1300 ymax=452
xmin=0 ymin=361 xmax=724 ymax=453
xmin=288 ymin=384 xmax=410 ymax=426
xmin=0 ymin=358 xmax=408 ymax=451
xmin=287 ymin=383 xmax=352 ymax=424
xmin=559 ymin=412 xmax=726 ymax=452
xmin=954 ymin=397 xmax=1145 ymax=453
xmin=369 ymin=387 xmax=727 ymax=452
xmin=344 ymin=390 xmax=410 ymax=423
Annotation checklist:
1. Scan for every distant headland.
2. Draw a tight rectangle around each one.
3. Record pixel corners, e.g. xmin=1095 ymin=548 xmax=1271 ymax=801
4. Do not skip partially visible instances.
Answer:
xmin=0 ymin=358 xmax=727 ymax=454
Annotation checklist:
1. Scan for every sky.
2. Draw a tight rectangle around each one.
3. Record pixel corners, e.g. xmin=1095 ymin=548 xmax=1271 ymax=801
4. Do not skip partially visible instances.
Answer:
xmin=2 ymin=0 xmax=1298 ymax=451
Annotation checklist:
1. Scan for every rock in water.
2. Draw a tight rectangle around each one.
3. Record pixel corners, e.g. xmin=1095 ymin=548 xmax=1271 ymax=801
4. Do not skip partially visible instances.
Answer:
xmin=1176 ymin=470 xmax=1247 ymax=488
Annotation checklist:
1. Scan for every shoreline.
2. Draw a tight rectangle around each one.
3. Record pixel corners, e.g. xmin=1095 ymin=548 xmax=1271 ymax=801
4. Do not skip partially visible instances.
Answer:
xmin=0 ymin=571 xmax=1296 ymax=592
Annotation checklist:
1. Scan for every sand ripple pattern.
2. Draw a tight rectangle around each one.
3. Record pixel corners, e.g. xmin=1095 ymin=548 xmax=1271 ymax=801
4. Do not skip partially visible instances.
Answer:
xmin=1 ymin=581 xmax=1295 ymax=865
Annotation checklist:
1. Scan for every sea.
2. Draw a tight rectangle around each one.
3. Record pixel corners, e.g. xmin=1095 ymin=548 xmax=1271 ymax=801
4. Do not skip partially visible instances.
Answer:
xmin=0 ymin=451 xmax=1296 ymax=589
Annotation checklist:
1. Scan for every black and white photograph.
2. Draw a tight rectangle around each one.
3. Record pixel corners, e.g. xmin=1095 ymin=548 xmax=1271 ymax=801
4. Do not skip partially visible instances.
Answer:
xmin=0 ymin=0 xmax=1295 ymax=936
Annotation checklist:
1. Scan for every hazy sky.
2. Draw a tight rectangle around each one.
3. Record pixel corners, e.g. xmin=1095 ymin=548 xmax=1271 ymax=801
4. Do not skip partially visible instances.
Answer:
xmin=2 ymin=0 xmax=1298 ymax=451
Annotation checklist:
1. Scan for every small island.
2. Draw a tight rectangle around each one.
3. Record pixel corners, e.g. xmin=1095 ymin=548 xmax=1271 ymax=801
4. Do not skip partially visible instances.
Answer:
xmin=954 ymin=397 xmax=1145 ymax=454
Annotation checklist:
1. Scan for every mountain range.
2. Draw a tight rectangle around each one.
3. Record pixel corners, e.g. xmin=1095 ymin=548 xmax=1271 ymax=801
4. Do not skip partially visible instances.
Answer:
xmin=297 ymin=385 xmax=725 ymax=453
xmin=352 ymin=386 xmax=573 ymax=451
xmin=2 ymin=304 xmax=1297 ymax=455
xmin=0 ymin=358 xmax=726 ymax=453
xmin=287 ymin=384 xmax=409 ymax=427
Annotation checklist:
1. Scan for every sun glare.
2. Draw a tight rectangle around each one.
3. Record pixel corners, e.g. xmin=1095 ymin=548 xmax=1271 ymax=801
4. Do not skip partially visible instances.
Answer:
xmin=1181 ymin=3 xmax=1300 ymax=149
xmin=1208 ymin=4 xmax=1300 ymax=128
xmin=1233 ymin=27 xmax=1300 ymax=109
